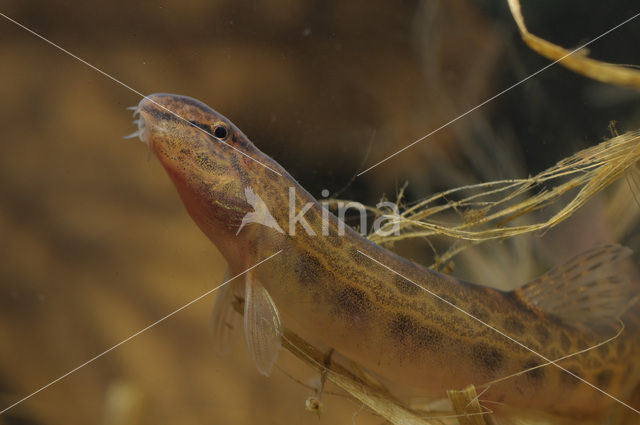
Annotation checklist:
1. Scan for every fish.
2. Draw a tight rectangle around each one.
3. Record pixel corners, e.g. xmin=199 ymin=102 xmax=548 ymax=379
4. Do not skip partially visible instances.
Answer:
xmin=130 ymin=93 xmax=640 ymax=422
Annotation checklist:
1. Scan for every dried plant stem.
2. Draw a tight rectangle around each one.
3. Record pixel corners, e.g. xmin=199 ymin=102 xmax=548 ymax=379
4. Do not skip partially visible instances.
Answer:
xmin=508 ymin=0 xmax=640 ymax=89
xmin=363 ymin=131 xmax=640 ymax=267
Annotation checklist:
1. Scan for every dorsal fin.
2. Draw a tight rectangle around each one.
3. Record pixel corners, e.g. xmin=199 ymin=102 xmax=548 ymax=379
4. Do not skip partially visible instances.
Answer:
xmin=516 ymin=245 xmax=636 ymax=331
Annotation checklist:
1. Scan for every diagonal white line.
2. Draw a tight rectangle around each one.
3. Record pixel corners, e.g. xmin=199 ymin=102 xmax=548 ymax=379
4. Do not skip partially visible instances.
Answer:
xmin=357 ymin=10 xmax=640 ymax=176
xmin=357 ymin=249 xmax=640 ymax=415
xmin=0 ymin=250 xmax=282 ymax=415
xmin=0 ymin=12 xmax=282 ymax=177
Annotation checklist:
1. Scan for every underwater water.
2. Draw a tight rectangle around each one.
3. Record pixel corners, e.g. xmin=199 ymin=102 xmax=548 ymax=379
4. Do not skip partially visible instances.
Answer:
xmin=1 ymin=1 xmax=640 ymax=424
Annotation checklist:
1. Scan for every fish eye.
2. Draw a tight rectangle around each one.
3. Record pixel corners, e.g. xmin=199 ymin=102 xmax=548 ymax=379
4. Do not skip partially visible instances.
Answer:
xmin=213 ymin=123 xmax=229 ymax=140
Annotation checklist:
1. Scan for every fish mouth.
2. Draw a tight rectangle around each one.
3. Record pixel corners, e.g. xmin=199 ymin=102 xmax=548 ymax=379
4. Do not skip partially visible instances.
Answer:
xmin=124 ymin=94 xmax=175 ymax=146
xmin=123 ymin=104 xmax=147 ymax=144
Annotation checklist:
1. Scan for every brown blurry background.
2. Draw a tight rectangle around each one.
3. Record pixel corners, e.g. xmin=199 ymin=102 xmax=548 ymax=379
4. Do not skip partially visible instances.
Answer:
xmin=1 ymin=1 xmax=640 ymax=424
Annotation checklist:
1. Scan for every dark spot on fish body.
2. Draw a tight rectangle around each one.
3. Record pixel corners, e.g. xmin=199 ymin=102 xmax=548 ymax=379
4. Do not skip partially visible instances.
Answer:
xmin=295 ymin=252 xmax=323 ymax=285
xmin=568 ymin=271 xmax=589 ymax=284
xmin=584 ymin=356 xmax=602 ymax=369
xmin=195 ymin=153 xmax=217 ymax=171
xmin=596 ymin=369 xmax=614 ymax=389
xmin=563 ymin=262 xmax=580 ymax=275
xmin=534 ymin=323 xmax=550 ymax=344
xmin=609 ymin=252 xmax=622 ymax=263
xmin=523 ymin=337 xmax=540 ymax=352
xmin=522 ymin=359 xmax=545 ymax=383
xmin=561 ymin=366 xmax=582 ymax=387
xmin=575 ymin=337 xmax=589 ymax=350
xmin=333 ymin=286 xmax=372 ymax=318
xmin=503 ymin=316 xmax=526 ymax=335
xmin=547 ymin=346 xmax=561 ymax=359
xmin=469 ymin=305 xmax=490 ymax=322
xmin=439 ymin=292 xmax=458 ymax=306
xmin=393 ymin=275 xmax=420 ymax=296
xmin=230 ymin=133 xmax=252 ymax=151
xmin=598 ymin=342 xmax=610 ymax=358
xmin=470 ymin=342 xmax=504 ymax=373
xmin=432 ymin=292 xmax=458 ymax=315
xmin=584 ymin=250 xmax=604 ymax=262
xmin=560 ymin=331 xmax=572 ymax=353
xmin=389 ymin=313 xmax=443 ymax=349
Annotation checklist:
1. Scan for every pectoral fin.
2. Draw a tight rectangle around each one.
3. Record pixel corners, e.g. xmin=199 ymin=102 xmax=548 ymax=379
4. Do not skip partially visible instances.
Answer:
xmin=244 ymin=272 xmax=282 ymax=376
xmin=516 ymin=244 xmax=636 ymax=333
xmin=210 ymin=269 xmax=243 ymax=355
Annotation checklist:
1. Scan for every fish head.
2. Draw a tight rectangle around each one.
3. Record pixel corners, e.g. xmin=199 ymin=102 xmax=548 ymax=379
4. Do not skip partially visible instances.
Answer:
xmin=132 ymin=93 xmax=264 ymax=241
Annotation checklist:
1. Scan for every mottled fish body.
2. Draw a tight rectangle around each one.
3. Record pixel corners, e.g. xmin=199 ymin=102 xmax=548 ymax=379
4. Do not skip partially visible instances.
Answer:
xmin=133 ymin=93 xmax=640 ymax=421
